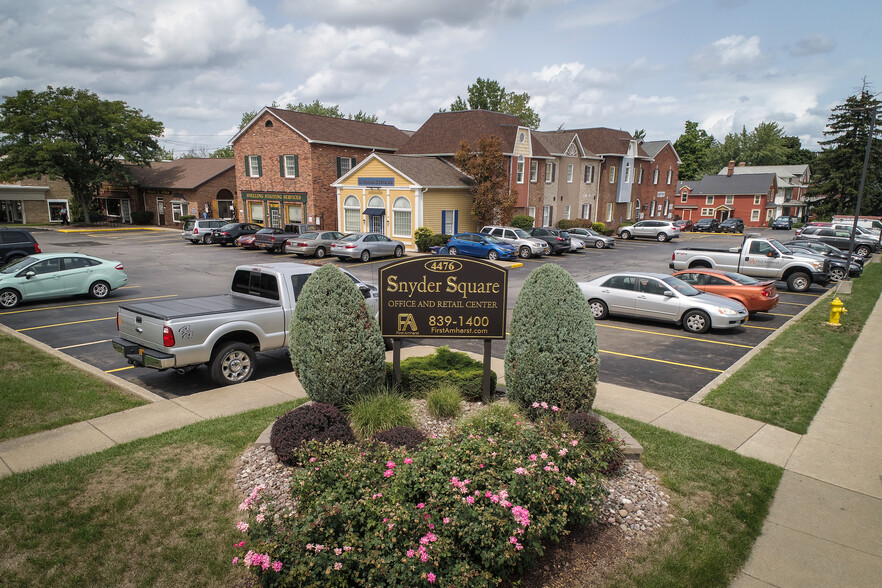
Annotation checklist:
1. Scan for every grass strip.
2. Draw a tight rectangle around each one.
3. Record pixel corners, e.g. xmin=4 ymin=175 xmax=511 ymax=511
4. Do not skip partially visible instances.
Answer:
xmin=598 ymin=412 xmax=783 ymax=588
xmin=701 ymin=262 xmax=882 ymax=434
xmin=0 ymin=331 xmax=147 ymax=442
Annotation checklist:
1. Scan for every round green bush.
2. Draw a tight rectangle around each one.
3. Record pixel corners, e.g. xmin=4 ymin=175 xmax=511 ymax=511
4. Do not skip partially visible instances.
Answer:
xmin=289 ymin=265 xmax=386 ymax=407
xmin=269 ymin=402 xmax=355 ymax=466
xmin=504 ymin=264 xmax=599 ymax=416
xmin=414 ymin=226 xmax=434 ymax=252
xmin=511 ymin=214 xmax=535 ymax=230
xmin=389 ymin=346 xmax=495 ymax=401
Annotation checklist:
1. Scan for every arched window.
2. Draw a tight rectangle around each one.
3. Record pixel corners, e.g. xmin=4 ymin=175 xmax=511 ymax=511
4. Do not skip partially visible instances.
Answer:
xmin=343 ymin=195 xmax=361 ymax=232
xmin=368 ymin=196 xmax=384 ymax=209
xmin=392 ymin=197 xmax=412 ymax=237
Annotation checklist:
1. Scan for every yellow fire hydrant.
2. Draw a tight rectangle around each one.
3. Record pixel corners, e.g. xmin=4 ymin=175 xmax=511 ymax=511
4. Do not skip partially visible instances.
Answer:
xmin=827 ymin=297 xmax=847 ymax=327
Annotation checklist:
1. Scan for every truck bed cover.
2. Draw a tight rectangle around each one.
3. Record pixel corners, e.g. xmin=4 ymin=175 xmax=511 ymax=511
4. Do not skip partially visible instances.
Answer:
xmin=118 ymin=294 xmax=279 ymax=321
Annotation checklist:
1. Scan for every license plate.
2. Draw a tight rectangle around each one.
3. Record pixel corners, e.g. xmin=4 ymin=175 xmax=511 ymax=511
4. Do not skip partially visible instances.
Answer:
xmin=138 ymin=348 xmax=144 ymax=356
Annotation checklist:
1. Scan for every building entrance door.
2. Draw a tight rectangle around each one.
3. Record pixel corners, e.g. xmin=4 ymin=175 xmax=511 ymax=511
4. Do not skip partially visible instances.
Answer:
xmin=156 ymin=198 xmax=165 ymax=225
xmin=121 ymin=200 xmax=132 ymax=223
xmin=370 ymin=214 xmax=383 ymax=233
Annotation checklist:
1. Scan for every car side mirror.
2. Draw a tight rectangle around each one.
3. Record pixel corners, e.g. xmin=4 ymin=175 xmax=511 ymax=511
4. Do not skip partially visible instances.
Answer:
xmin=663 ymin=290 xmax=675 ymax=298
xmin=767 ymin=251 xmax=778 ymax=257
xmin=25 ymin=271 xmax=36 ymax=279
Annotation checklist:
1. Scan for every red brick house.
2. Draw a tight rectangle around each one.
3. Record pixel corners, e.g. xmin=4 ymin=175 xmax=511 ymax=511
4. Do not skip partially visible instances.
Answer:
xmin=675 ymin=165 xmax=776 ymax=227
xmin=230 ymin=107 xmax=410 ymax=229
xmin=637 ymin=140 xmax=681 ymax=221
xmin=394 ymin=110 xmax=551 ymax=222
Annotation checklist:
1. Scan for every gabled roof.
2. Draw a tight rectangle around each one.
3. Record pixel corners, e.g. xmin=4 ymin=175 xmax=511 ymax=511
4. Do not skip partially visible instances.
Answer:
xmin=641 ymin=140 xmax=682 ymax=164
xmin=126 ymin=159 xmax=235 ymax=190
xmin=717 ymin=164 xmax=810 ymax=189
xmin=333 ymin=153 xmax=473 ymax=189
xmin=532 ymin=131 xmax=594 ymax=158
xmin=395 ymin=110 xmax=550 ymax=158
xmin=568 ymin=128 xmax=649 ymax=158
xmin=230 ymin=107 xmax=409 ymax=151
xmin=682 ymin=173 xmax=777 ymax=196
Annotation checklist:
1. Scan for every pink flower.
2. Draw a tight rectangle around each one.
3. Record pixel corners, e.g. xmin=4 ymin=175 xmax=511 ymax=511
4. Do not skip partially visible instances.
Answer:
xmin=420 ymin=552 xmax=429 ymax=562
xmin=571 ymin=440 xmax=578 ymax=447
xmin=237 ymin=541 xmax=246 ymax=548
xmin=272 ymin=561 xmax=283 ymax=572
xmin=428 ymin=523 xmax=434 ymax=529
xmin=540 ymin=452 xmax=548 ymax=460
xmin=334 ymin=548 xmax=342 ymax=556
xmin=565 ymin=476 xmax=577 ymax=486
xmin=334 ymin=562 xmax=342 ymax=570
xmin=514 ymin=467 xmax=529 ymax=475
xmin=466 ymin=496 xmax=475 ymax=504
xmin=478 ymin=463 xmax=484 ymax=468
xmin=443 ymin=517 xmax=450 ymax=524
xmin=386 ymin=461 xmax=396 ymax=468
xmin=558 ymin=448 xmax=568 ymax=457
xmin=236 ymin=521 xmax=249 ymax=533
xmin=404 ymin=458 xmax=413 ymax=464
xmin=416 ymin=503 xmax=425 ymax=509
xmin=384 ymin=469 xmax=394 ymax=477
xmin=309 ymin=457 xmax=316 ymax=462
xmin=256 ymin=514 xmax=265 ymax=523
xmin=516 ymin=543 xmax=523 ymax=550
xmin=343 ymin=546 xmax=352 ymax=552
xmin=551 ymin=405 xmax=560 ymax=412
xmin=491 ymin=495 xmax=499 ymax=503
xmin=427 ymin=572 xmax=436 ymax=583
xmin=485 ymin=491 xmax=493 ymax=498
xmin=232 ymin=556 xmax=239 ymax=565
xmin=540 ymin=401 xmax=549 ymax=409
xmin=509 ymin=536 xmax=517 ymax=544
xmin=529 ymin=454 xmax=537 ymax=461
xmin=407 ymin=549 xmax=416 ymax=558
xmin=531 ymin=402 xmax=540 ymax=408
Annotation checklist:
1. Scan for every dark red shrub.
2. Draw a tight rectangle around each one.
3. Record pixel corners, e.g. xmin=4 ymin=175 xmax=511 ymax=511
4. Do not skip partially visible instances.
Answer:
xmin=270 ymin=403 xmax=355 ymax=466
xmin=370 ymin=426 xmax=427 ymax=450
xmin=564 ymin=412 xmax=605 ymax=442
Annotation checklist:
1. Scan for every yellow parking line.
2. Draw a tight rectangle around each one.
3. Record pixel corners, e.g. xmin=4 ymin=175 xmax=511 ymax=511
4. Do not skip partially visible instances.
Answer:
xmin=0 ymin=294 xmax=177 ymax=315
xmin=596 ymin=324 xmax=754 ymax=348
xmin=775 ymin=301 xmax=810 ymax=307
xmin=767 ymin=312 xmax=796 ymax=317
xmin=599 ymin=349 xmax=724 ymax=372
xmin=17 ymin=316 xmax=115 ymax=331
xmin=56 ymin=339 xmax=111 ymax=350
xmin=785 ymin=291 xmax=824 ymax=297
xmin=742 ymin=324 xmax=777 ymax=330
xmin=105 ymin=366 xmax=135 ymax=373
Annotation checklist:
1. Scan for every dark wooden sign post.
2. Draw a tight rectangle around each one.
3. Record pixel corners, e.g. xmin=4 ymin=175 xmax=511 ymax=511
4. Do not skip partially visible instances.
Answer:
xmin=378 ymin=257 xmax=508 ymax=403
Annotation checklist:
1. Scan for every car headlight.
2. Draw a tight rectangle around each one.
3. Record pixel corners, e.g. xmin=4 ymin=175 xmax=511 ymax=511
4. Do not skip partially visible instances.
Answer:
xmin=716 ymin=307 xmax=739 ymax=316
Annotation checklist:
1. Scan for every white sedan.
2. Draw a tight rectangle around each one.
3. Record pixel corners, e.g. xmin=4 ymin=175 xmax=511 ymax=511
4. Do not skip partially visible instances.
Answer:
xmin=578 ymin=272 xmax=748 ymax=334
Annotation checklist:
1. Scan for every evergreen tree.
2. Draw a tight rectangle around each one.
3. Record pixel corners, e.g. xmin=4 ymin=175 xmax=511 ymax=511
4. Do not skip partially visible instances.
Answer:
xmin=810 ymin=84 xmax=882 ymax=216
xmin=674 ymin=121 xmax=714 ymax=181
xmin=454 ymin=136 xmax=518 ymax=227
xmin=700 ymin=121 xmax=791 ymax=176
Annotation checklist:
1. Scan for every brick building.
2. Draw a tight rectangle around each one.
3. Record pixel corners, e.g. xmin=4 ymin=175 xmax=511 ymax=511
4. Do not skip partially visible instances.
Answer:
xmin=675 ymin=164 xmax=776 ymax=227
xmin=716 ymin=163 xmax=811 ymax=222
xmin=637 ymin=140 xmax=681 ymax=221
xmin=531 ymin=131 xmax=601 ymax=226
xmin=230 ymin=107 xmax=410 ymax=230
xmin=0 ymin=176 xmax=74 ymax=224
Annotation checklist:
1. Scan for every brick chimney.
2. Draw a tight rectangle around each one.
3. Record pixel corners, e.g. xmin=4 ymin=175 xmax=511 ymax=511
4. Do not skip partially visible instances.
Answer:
xmin=727 ymin=161 xmax=735 ymax=176
xmin=738 ymin=161 xmax=746 ymax=167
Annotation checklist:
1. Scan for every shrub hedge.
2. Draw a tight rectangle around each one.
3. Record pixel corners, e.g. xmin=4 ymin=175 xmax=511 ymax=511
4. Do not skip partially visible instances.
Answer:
xmin=289 ymin=265 xmax=386 ymax=407
xmin=511 ymin=215 xmax=535 ymax=230
xmin=370 ymin=426 xmax=427 ymax=450
xmin=387 ymin=347 xmax=495 ymax=401
xmin=130 ymin=210 xmax=155 ymax=225
xmin=505 ymin=264 xmax=599 ymax=417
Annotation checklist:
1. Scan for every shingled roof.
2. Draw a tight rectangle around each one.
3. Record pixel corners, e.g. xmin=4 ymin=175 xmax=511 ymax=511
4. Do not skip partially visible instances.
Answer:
xmin=335 ymin=154 xmax=473 ymax=189
xmin=682 ymin=173 xmax=777 ymax=196
xmin=232 ymin=107 xmax=410 ymax=151
xmin=569 ymin=128 xmax=649 ymax=158
xmin=126 ymin=159 xmax=235 ymax=190
xmin=395 ymin=110 xmax=550 ymax=158
xmin=533 ymin=131 xmax=586 ymax=157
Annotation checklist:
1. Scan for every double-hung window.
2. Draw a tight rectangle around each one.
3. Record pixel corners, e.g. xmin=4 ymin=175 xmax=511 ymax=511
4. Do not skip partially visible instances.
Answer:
xmin=545 ymin=162 xmax=555 ymax=183
xmin=530 ymin=160 xmax=538 ymax=182
xmin=584 ymin=165 xmax=594 ymax=183
xmin=609 ymin=166 xmax=617 ymax=183
xmin=281 ymin=155 xmax=298 ymax=178
xmin=566 ymin=164 xmax=574 ymax=183
xmin=666 ymin=170 xmax=673 ymax=184
xmin=652 ymin=169 xmax=659 ymax=184
xmin=517 ymin=156 xmax=525 ymax=183
xmin=246 ymin=155 xmax=262 ymax=177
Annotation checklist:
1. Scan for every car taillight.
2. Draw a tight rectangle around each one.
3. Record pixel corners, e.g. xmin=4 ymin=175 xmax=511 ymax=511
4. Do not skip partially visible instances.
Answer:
xmin=115 ymin=263 xmax=124 ymax=270
xmin=296 ymin=241 xmax=307 ymax=247
xmin=163 ymin=326 xmax=175 ymax=347
xmin=345 ymin=244 xmax=357 ymax=249
xmin=34 ymin=242 xmax=41 ymax=253
xmin=194 ymin=227 xmax=199 ymax=234
xmin=556 ymin=237 xmax=565 ymax=241
xmin=761 ymin=288 xmax=773 ymax=297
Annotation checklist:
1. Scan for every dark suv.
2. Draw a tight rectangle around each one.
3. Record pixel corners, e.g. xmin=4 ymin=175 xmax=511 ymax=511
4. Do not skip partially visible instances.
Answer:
xmin=719 ymin=217 xmax=744 ymax=233
xmin=0 ymin=228 xmax=41 ymax=265
xmin=693 ymin=218 xmax=720 ymax=232
xmin=211 ymin=222 xmax=263 ymax=246
xmin=527 ymin=227 xmax=571 ymax=255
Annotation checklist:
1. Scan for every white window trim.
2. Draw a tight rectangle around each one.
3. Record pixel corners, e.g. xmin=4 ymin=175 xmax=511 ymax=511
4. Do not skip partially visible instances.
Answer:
xmin=725 ymin=195 xmax=734 ymax=205
xmin=705 ymin=195 xmax=714 ymax=205
xmin=171 ymin=202 xmax=186 ymax=223
xmin=751 ymin=209 xmax=761 ymax=221
xmin=666 ymin=169 xmax=673 ymax=185
xmin=566 ymin=164 xmax=574 ymax=183
xmin=545 ymin=163 xmax=554 ymax=183
xmin=754 ymin=194 xmax=762 ymax=205
xmin=283 ymin=155 xmax=298 ymax=178
xmin=516 ymin=155 xmax=525 ymax=184
xmin=584 ymin=165 xmax=594 ymax=183
xmin=638 ymin=167 xmax=644 ymax=184
xmin=528 ymin=206 xmax=536 ymax=221
xmin=564 ymin=205 xmax=571 ymax=220
xmin=343 ymin=195 xmax=361 ymax=233
xmin=605 ymin=203 xmax=613 ymax=222
xmin=247 ymin=155 xmax=261 ymax=177
xmin=391 ymin=197 xmax=412 ymax=238
xmin=681 ymin=193 xmax=688 ymax=203
xmin=530 ymin=160 xmax=538 ymax=182
xmin=623 ymin=163 xmax=631 ymax=183
xmin=609 ymin=166 xmax=617 ymax=184
xmin=653 ymin=169 xmax=659 ymax=185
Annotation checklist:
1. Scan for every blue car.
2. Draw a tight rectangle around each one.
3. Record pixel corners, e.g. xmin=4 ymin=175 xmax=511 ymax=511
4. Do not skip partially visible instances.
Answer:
xmin=446 ymin=233 xmax=518 ymax=260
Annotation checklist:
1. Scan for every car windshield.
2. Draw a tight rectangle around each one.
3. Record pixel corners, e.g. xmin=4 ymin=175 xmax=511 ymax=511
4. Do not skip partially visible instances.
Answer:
xmin=255 ymin=228 xmax=274 ymax=234
xmin=484 ymin=235 xmax=505 ymax=244
xmin=721 ymin=272 xmax=761 ymax=285
xmin=339 ymin=234 xmax=362 ymax=242
xmin=585 ymin=229 xmax=601 ymax=236
xmin=768 ymin=239 xmax=792 ymax=255
xmin=1 ymin=256 xmax=37 ymax=274
xmin=661 ymin=276 xmax=701 ymax=296
xmin=512 ymin=228 xmax=531 ymax=238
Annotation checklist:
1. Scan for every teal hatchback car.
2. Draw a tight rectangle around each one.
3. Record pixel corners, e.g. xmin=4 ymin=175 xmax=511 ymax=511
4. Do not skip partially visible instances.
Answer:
xmin=0 ymin=253 xmax=127 ymax=309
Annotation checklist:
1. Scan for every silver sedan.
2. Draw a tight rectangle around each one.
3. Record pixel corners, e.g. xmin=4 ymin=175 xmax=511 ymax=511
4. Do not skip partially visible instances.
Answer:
xmin=331 ymin=232 xmax=406 ymax=262
xmin=566 ymin=227 xmax=616 ymax=249
xmin=283 ymin=231 xmax=345 ymax=258
xmin=577 ymin=271 xmax=748 ymax=334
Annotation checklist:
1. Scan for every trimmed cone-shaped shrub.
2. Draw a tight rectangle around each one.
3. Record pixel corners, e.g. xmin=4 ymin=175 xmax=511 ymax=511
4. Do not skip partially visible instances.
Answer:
xmin=270 ymin=402 xmax=356 ymax=466
xmin=504 ymin=264 xmax=599 ymax=416
xmin=289 ymin=265 xmax=386 ymax=407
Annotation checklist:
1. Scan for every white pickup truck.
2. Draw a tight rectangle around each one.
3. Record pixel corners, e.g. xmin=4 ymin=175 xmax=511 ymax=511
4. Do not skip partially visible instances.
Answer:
xmin=112 ymin=263 xmax=379 ymax=385
xmin=669 ymin=235 xmax=831 ymax=292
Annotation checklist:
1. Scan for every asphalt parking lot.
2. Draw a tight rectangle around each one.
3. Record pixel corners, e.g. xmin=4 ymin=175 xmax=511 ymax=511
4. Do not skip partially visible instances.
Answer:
xmin=0 ymin=226 xmax=829 ymax=401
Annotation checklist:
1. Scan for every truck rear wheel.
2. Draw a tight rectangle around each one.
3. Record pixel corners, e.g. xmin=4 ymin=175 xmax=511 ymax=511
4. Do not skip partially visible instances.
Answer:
xmin=210 ymin=342 xmax=256 ymax=385
xmin=786 ymin=272 xmax=811 ymax=292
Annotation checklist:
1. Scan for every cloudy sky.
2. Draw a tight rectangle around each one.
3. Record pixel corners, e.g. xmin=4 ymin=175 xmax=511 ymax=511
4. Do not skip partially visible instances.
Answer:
xmin=1 ymin=0 xmax=878 ymax=155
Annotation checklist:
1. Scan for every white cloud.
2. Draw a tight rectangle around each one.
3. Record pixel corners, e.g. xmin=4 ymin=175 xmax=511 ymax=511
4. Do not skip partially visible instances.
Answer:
xmin=562 ymin=0 xmax=682 ymax=28
xmin=790 ymin=34 xmax=836 ymax=57
xmin=689 ymin=35 xmax=763 ymax=73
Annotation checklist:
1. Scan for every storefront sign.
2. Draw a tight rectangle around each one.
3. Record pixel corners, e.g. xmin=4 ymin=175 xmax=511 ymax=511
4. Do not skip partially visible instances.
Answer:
xmin=358 ymin=177 xmax=394 ymax=187
xmin=242 ymin=191 xmax=307 ymax=203
xmin=379 ymin=258 xmax=507 ymax=339
xmin=146 ymin=189 xmax=172 ymax=195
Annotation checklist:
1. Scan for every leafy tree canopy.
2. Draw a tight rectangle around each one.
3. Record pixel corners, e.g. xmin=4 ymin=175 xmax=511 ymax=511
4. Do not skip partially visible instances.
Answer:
xmin=454 ymin=135 xmax=518 ymax=227
xmin=210 ymin=146 xmax=235 ymax=158
xmin=238 ymin=99 xmax=381 ymax=130
xmin=674 ymin=121 xmax=714 ymax=182
xmin=450 ymin=78 xmax=541 ymax=129
xmin=701 ymin=121 xmax=795 ymax=175
xmin=809 ymin=82 xmax=882 ymax=216
xmin=0 ymin=86 xmax=164 ymax=223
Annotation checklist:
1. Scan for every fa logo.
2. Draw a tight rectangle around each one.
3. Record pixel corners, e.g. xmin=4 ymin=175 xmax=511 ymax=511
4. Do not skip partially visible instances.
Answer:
xmin=397 ymin=313 xmax=418 ymax=332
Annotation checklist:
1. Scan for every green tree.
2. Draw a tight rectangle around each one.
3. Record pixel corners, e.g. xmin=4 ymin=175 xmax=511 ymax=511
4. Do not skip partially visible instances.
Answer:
xmin=450 ymin=77 xmax=541 ymax=129
xmin=210 ymin=146 xmax=235 ymax=158
xmin=632 ymin=129 xmax=646 ymax=141
xmin=0 ymin=86 xmax=163 ymax=223
xmin=288 ymin=265 xmax=386 ymax=407
xmin=674 ymin=121 xmax=714 ymax=181
xmin=781 ymin=136 xmax=816 ymax=165
xmin=809 ymin=85 xmax=882 ymax=216
xmin=454 ymin=136 xmax=518 ymax=227
xmin=505 ymin=264 xmax=599 ymax=416
xmin=286 ymin=99 xmax=345 ymax=118
xmin=701 ymin=121 xmax=792 ymax=176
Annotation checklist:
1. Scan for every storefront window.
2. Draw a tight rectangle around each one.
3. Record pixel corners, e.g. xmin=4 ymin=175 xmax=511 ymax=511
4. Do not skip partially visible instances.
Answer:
xmin=286 ymin=204 xmax=303 ymax=223
xmin=343 ymin=196 xmax=360 ymax=232
xmin=250 ymin=202 xmax=264 ymax=224
xmin=47 ymin=199 xmax=69 ymax=223
xmin=217 ymin=200 xmax=234 ymax=219
xmin=171 ymin=202 xmax=186 ymax=222
xmin=392 ymin=197 xmax=411 ymax=238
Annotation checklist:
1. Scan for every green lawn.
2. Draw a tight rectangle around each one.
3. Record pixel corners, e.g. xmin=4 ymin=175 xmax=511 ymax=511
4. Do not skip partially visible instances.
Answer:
xmin=0 ymin=331 xmax=147 ymax=442
xmin=702 ymin=262 xmax=882 ymax=434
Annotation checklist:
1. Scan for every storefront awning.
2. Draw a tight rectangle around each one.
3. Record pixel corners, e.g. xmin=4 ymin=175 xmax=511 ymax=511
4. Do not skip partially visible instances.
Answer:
xmin=363 ymin=208 xmax=385 ymax=216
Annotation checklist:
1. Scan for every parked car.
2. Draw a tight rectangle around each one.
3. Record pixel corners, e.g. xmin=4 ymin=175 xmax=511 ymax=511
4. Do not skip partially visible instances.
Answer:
xmin=671 ymin=269 xmax=779 ymax=314
xmin=781 ymin=239 xmax=865 ymax=267
xmin=692 ymin=218 xmax=720 ymax=233
xmin=527 ymin=227 xmax=571 ymax=254
xmin=792 ymin=226 xmax=880 ymax=258
xmin=181 ymin=219 xmax=227 ymax=244
xmin=565 ymin=227 xmax=616 ymax=249
xmin=771 ymin=216 xmax=794 ymax=230
xmin=283 ymin=231 xmax=346 ymax=258
xmin=0 ymin=253 xmax=127 ymax=309
xmin=446 ymin=233 xmax=518 ymax=260
xmin=331 ymin=232 xmax=405 ymax=262
xmin=719 ymin=217 xmax=745 ymax=233
xmin=794 ymin=221 xmax=830 ymax=236
xmin=566 ymin=232 xmax=585 ymax=252
xmin=479 ymin=226 xmax=550 ymax=258
xmin=783 ymin=242 xmax=862 ymax=280
xmin=236 ymin=233 xmax=259 ymax=249
xmin=254 ymin=223 xmax=318 ymax=253
xmin=212 ymin=223 xmax=263 ymax=246
xmin=577 ymin=272 xmax=748 ymax=334
xmin=0 ymin=227 xmax=41 ymax=265
xmin=672 ymin=219 xmax=694 ymax=232
xmin=616 ymin=220 xmax=681 ymax=242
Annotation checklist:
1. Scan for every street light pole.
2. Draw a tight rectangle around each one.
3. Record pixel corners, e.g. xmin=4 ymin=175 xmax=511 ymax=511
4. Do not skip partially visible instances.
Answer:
xmin=845 ymin=104 xmax=878 ymax=277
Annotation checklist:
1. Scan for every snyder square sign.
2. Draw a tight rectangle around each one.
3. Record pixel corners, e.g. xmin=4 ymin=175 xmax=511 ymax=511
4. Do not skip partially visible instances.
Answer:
xmin=379 ymin=257 xmax=508 ymax=339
